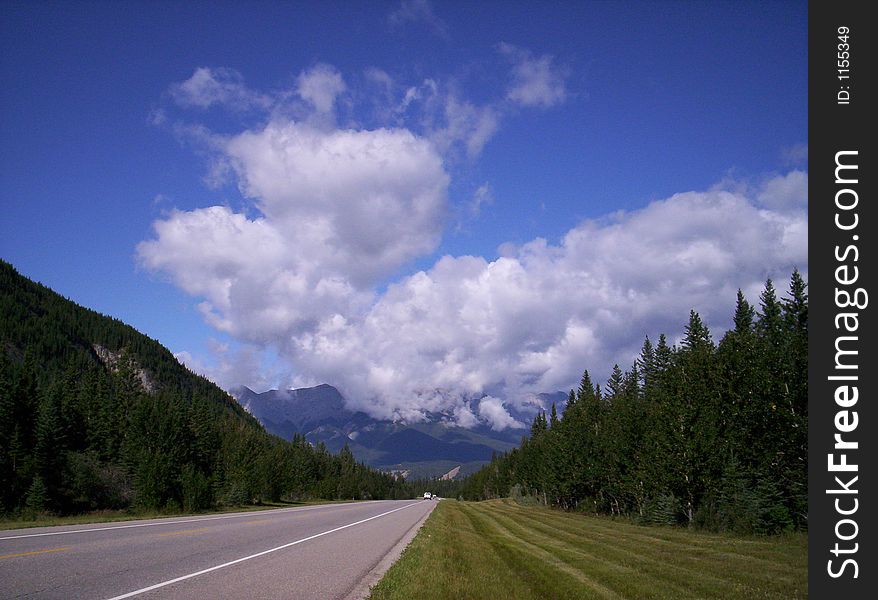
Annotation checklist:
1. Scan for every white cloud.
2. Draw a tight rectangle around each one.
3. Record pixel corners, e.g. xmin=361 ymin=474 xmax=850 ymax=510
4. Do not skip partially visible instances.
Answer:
xmin=139 ymin=119 xmax=449 ymax=351
xmin=145 ymin=167 xmax=806 ymax=425
xmin=499 ymin=43 xmax=568 ymax=108
xmin=440 ymin=96 xmax=499 ymax=159
xmin=171 ymin=67 xmax=270 ymax=111
xmin=398 ymin=79 xmax=499 ymax=159
xmin=478 ymin=396 xmax=525 ymax=431
xmin=224 ymin=120 xmax=449 ymax=284
xmin=175 ymin=341 xmax=286 ymax=392
xmin=781 ymin=143 xmax=808 ymax=166
xmin=469 ymin=183 xmax=493 ymax=218
xmin=757 ymin=170 xmax=808 ymax=212
xmin=296 ymin=64 xmax=347 ymax=114
xmin=388 ymin=0 xmax=449 ymax=39
xmin=149 ymin=64 xmax=805 ymax=429
xmin=281 ymin=174 xmax=807 ymax=420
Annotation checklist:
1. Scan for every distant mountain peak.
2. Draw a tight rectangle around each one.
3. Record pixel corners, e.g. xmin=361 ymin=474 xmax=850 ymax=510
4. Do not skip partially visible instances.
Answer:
xmin=235 ymin=383 xmax=531 ymax=479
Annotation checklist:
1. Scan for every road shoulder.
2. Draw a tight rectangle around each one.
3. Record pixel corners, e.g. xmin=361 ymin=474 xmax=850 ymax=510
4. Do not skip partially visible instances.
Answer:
xmin=343 ymin=500 xmax=437 ymax=600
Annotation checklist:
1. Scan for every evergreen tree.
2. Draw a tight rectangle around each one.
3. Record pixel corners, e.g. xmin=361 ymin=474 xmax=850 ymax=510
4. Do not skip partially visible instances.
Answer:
xmin=564 ymin=389 xmax=576 ymax=416
xmin=460 ymin=272 xmax=808 ymax=533
xmin=33 ymin=383 xmax=66 ymax=510
xmin=0 ymin=354 xmax=15 ymax=510
xmin=757 ymin=279 xmax=784 ymax=342
xmin=682 ymin=310 xmax=713 ymax=352
xmin=549 ymin=402 xmax=559 ymax=428
xmin=733 ymin=289 xmax=755 ymax=334
xmin=530 ymin=412 xmax=547 ymax=437
xmin=25 ymin=476 xmax=49 ymax=515
xmin=577 ymin=369 xmax=594 ymax=404
xmin=638 ymin=336 xmax=656 ymax=391
xmin=605 ymin=364 xmax=624 ymax=400
xmin=654 ymin=334 xmax=673 ymax=373
xmin=782 ymin=268 xmax=808 ymax=333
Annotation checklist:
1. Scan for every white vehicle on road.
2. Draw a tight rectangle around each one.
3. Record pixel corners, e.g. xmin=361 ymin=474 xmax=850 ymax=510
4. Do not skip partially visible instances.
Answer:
xmin=423 ymin=491 xmax=432 ymax=499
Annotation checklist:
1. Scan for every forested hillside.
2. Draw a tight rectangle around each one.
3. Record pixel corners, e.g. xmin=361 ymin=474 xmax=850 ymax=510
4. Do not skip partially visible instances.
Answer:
xmin=0 ymin=260 xmax=409 ymax=517
xmin=460 ymin=271 xmax=808 ymax=534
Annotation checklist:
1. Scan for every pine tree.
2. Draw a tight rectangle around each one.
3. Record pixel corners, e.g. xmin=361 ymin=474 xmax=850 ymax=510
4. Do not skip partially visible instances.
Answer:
xmin=605 ymin=364 xmax=624 ymax=400
xmin=577 ymin=369 xmax=594 ymax=404
xmin=733 ymin=289 xmax=755 ymax=334
xmin=638 ymin=336 xmax=656 ymax=391
xmin=779 ymin=269 xmax=808 ymax=528
xmin=782 ymin=268 xmax=808 ymax=334
xmin=25 ymin=475 xmax=49 ymax=515
xmin=718 ymin=288 xmax=761 ymax=470
xmin=757 ymin=279 xmax=784 ymax=342
xmin=654 ymin=334 xmax=673 ymax=373
xmin=564 ymin=389 xmax=576 ymax=415
xmin=33 ymin=383 xmax=66 ymax=510
xmin=530 ymin=412 xmax=547 ymax=437
xmin=0 ymin=354 xmax=15 ymax=511
xmin=682 ymin=310 xmax=713 ymax=352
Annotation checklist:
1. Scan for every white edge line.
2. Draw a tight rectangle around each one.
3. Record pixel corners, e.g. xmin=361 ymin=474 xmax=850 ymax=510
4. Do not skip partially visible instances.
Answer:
xmin=103 ymin=501 xmax=423 ymax=600
xmin=0 ymin=501 xmax=383 ymax=541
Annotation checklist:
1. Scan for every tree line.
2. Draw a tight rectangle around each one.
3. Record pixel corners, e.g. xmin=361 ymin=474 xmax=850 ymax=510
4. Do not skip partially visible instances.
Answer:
xmin=0 ymin=260 xmax=416 ymax=518
xmin=459 ymin=271 xmax=808 ymax=534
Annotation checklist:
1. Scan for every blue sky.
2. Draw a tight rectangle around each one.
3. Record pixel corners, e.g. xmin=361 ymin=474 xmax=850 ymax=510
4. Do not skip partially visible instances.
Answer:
xmin=1 ymin=1 xmax=807 ymax=427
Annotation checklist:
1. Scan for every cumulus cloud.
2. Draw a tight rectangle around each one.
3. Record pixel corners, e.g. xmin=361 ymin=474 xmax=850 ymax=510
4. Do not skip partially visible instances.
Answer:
xmin=145 ymin=63 xmax=805 ymax=429
xmin=139 ymin=120 xmax=449 ymax=351
xmin=280 ymin=175 xmax=806 ymax=418
xmin=478 ymin=396 xmax=525 ymax=431
xmin=757 ymin=170 xmax=808 ymax=212
xmin=296 ymin=64 xmax=347 ymax=114
xmin=225 ymin=120 xmax=449 ymax=284
xmin=499 ymin=43 xmax=568 ymax=108
xmin=144 ymin=160 xmax=806 ymax=425
xmin=175 ymin=341 xmax=283 ymax=392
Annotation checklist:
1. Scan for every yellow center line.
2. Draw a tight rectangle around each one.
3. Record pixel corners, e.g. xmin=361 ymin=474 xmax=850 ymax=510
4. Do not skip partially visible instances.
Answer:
xmin=242 ymin=519 xmax=271 ymax=525
xmin=0 ymin=547 xmax=70 ymax=560
xmin=158 ymin=527 xmax=210 ymax=537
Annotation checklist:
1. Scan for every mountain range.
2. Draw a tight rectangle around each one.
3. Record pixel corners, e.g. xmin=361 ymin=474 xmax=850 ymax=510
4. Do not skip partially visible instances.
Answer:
xmin=232 ymin=384 xmax=567 ymax=479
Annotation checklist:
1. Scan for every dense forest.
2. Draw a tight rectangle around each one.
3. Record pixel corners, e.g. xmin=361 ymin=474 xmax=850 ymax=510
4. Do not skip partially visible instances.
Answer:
xmin=0 ymin=260 xmax=417 ymax=518
xmin=459 ymin=271 xmax=808 ymax=534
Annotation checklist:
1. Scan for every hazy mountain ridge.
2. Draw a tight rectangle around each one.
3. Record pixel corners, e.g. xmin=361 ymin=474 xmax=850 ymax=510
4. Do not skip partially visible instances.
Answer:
xmin=232 ymin=384 xmax=567 ymax=479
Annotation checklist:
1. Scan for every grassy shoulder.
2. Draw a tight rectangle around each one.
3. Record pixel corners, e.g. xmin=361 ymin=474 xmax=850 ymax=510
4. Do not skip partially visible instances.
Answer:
xmin=368 ymin=499 xmax=807 ymax=600
xmin=0 ymin=498 xmax=371 ymax=531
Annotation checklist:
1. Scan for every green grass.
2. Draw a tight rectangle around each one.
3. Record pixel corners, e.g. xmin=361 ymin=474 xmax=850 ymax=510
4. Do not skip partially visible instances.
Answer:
xmin=368 ymin=499 xmax=807 ymax=600
xmin=0 ymin=498 xmax=365 ymax=531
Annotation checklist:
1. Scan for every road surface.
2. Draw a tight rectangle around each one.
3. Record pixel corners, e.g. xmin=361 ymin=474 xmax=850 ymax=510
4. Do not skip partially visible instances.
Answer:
xmin=0 ymin=499 xmax=436 ymax=599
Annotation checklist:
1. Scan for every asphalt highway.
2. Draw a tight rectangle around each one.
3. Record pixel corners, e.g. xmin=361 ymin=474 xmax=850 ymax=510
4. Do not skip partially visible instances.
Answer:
xmin=0 ymin=499 xmax=436 ymax=599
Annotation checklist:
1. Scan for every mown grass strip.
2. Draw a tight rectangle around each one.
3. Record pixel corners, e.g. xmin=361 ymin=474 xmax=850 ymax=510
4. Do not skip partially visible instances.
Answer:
xmin=463 ymin=503 xmax=623 ymax=599
xmin=479 ymin=504 xmax=704 ymax=599
xmin=496 ymin=499 xmax=804 ymax=566
xmin=368 ymin=500 xmax=807 ymax=600
xmin=487 ymin=501 xmax=803 ymax=597
xmin=490 ymin=500 xmax=806 ymax=576
xmin=367 ymin=496 xmax=541 ymax=599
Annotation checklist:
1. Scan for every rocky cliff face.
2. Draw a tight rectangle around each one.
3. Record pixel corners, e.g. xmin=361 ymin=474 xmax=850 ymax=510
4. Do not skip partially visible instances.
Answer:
xmin=93 ymin=344 xmax=157 ymax=393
